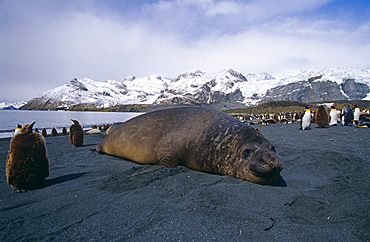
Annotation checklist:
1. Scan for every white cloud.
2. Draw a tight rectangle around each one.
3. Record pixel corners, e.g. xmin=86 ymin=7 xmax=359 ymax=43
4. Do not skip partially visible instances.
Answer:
xmin=0 ymin=0 xmax=369 ymax=102
xmin=242 ymin=0 xmax=334 ymax=17
xmin=204 ymin=1 xmax=241 ymax=16
xmin=146 ymin=0 xmax=335 ymax=22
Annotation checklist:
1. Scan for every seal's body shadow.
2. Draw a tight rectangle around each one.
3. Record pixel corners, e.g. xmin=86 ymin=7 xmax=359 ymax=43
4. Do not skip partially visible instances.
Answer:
xmin=269 ymin=175 xmax=287 ymax=187
xmin=73 ymin=144 xmax=96 ymax=147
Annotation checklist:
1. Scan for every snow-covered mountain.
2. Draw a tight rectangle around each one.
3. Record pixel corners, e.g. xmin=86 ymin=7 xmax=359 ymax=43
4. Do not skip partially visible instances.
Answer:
xmin=21 ymin=67 xmax=370 ymax=110
xmin=0 ymin=101 xmax=28 ymax=110
xmin=263 ymin=67 xmax=370 ymax=103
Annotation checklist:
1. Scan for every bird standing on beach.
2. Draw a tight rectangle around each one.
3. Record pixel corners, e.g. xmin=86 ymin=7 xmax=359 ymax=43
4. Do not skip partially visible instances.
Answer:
xmin=13 ymin=124 xmax=22 ymax=136
xmin=353 ymin=104 xmax=361 ymax=125
xmin=69 ymin=119 xmax=84 ymax=147
xmin=300 ymin=106 xmax=311 ymax=130
xmin=342 ymin=104 xmax=354 ymax=126
xmin=315 ymin=105 xmax=330 ymax=128
xmin=6 ymin=122 xmax=49 ymax=192
xmin=62 ymin=127 xmax=67 ymax=135
xmin=329 ymin=106 xmax=338 ymax=126
xmin=51 ymin=128 xmax=58 ymax=136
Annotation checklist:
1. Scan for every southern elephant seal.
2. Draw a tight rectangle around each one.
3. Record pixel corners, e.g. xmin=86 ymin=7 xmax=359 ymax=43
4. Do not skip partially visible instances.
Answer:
xmin=92 ymin=107 xmax=283 ymax=184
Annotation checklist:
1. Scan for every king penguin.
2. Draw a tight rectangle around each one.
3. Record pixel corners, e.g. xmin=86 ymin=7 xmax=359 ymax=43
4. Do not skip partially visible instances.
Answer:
xmin=342 ymin=104 xmax=354 ymax=126
xmin=353 ymin=104 xmax=361 ymax=125
xmin=62 ymin=127 xmax=67 ymax=135
xmin=329 ymin=106 xmax=338 ymax=126
xmin=315 ymin=105 xmax=330 ymax=128
xmin=13 ymin=124 xmax=22 ymax=136
xmin=69 ymin=119 xmax=84 ymax=147
xmin=6 ymin=122 xmax=49 ymax=191
xmin=51 ymin=128 xmax=58 ymax=136
xmin=300 ymin=106 xmax=311 ymax=130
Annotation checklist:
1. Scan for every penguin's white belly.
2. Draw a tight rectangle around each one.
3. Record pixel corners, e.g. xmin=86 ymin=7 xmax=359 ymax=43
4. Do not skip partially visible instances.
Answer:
xmin=329 ymin=111 xmax=338 ymax=125
xmin=301 ymin=114 xmax=311 ymax=130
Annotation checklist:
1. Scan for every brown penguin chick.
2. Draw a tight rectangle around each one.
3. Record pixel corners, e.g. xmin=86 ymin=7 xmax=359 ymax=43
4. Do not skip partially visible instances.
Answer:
xmin=51 ymin=128 xmax=58 ymax=136
xmin=104 ymin=124 xmax=111 ymax=133
xmin=6 ymin=122 xmax=49 ymax=192
xmin=273 ymin=114 xmax=279 ymax=123
xmin=69 ymin=119 xmax=84 ymax=147
xmin=265 ymin=118 xmax=276 ymax=124
xmin=41 ymin=128 xmax=47 ymax=137
xmin=315 ymin=105 xmax=330 ymax=128
xmin=293 ymin=112 xmax=300 ymax=121
xmin=62 ymin=127 xmax=67 ymax=135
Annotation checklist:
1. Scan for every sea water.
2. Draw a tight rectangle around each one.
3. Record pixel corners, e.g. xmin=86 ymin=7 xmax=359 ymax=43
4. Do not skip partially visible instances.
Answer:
xmin=0 ymin=110 xmax=142 ymax=139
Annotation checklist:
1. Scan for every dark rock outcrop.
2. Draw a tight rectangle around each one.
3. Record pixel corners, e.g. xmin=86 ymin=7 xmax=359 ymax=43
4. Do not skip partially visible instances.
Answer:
xmin=260 ymin=76 xmax=368 ymax=104
xmin=341 ymin=79 xmax=370 ymax=100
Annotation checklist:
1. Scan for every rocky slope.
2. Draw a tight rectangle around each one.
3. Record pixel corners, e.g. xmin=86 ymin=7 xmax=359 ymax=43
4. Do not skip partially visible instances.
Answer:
xmin=20 ymin=67 xmax=370 ymax=111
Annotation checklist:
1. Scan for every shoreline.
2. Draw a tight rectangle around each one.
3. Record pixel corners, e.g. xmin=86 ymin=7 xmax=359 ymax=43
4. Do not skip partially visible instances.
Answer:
xmin=1 ymin=122 xmax=369 ymax=241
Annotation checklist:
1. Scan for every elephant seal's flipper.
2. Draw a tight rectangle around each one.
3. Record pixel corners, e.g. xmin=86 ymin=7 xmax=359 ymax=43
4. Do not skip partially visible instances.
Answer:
xmin=132 ymin=164 xmax=167 ymax=176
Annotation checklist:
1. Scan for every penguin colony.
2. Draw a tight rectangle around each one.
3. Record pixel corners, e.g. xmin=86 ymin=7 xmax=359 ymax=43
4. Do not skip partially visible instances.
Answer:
xmin=4 ymin=105 xmax=370 ymax=191
xmin=232 ymin=104 xmax=370 ymax=129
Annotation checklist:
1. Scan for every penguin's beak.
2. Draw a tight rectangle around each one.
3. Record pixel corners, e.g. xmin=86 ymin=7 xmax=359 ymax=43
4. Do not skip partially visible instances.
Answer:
xmin=29 ymin=122 xmax=36 ymax=129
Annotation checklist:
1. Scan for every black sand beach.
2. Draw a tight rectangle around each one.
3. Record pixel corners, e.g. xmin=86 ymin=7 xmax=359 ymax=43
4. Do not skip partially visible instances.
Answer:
xmin=1 ymin=122 xmax=369 ymax=241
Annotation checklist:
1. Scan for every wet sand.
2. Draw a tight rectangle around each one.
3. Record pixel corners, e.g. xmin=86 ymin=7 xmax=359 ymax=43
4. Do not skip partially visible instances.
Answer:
xmin=1 ymin=122 xmax=369 ymax=241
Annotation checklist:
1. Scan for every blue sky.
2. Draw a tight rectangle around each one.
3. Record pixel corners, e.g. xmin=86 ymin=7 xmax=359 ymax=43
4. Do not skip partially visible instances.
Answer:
xmin=1 ymin=0 xmax=369 ymax=102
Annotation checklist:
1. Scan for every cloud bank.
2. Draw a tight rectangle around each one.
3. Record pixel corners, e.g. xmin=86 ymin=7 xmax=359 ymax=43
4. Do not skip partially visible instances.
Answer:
xmin=1 ymin=0 xmax=369 ymax=102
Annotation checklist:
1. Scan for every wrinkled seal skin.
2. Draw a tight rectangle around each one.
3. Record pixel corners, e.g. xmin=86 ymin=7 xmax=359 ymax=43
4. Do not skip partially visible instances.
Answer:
xmin=93 ymin=107 xmax=283 ymax=184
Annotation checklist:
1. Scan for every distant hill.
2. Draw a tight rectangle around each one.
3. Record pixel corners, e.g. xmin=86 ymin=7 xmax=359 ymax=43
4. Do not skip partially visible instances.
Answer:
xmin=0 ymin=101 xmax=28 ymax=110
xmin=19 ymin=67 xmax=370 ymax=111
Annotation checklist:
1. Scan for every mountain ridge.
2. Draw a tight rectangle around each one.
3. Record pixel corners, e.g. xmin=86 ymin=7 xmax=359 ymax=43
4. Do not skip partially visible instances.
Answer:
xmin=16 ymin=67 xmax=370 ymax=111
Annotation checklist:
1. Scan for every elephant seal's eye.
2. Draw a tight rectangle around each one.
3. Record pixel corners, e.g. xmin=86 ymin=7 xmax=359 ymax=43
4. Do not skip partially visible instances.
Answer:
xmin=243 ymin=149 xmax=254 ymax=158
